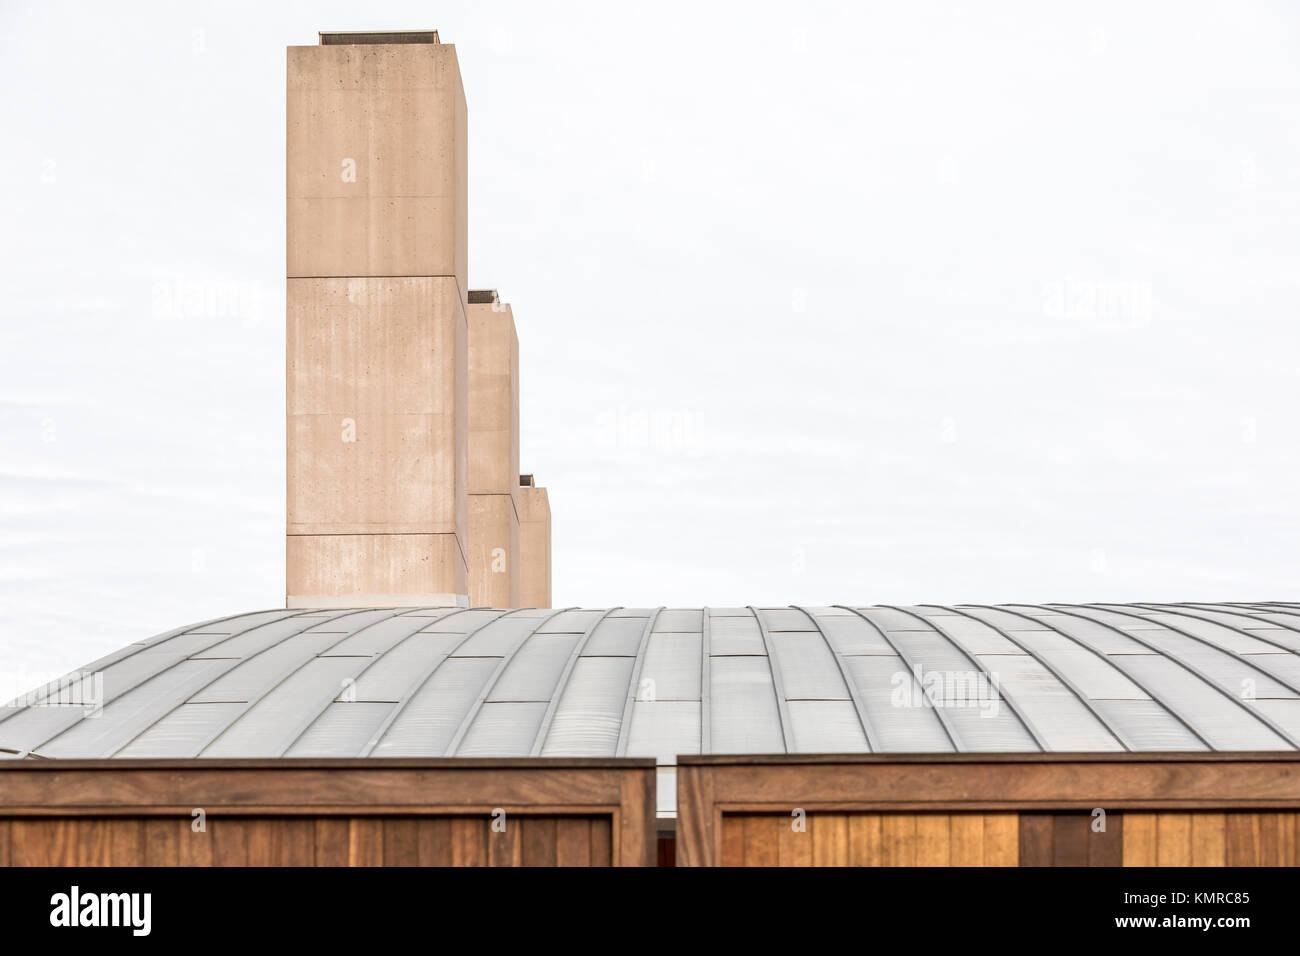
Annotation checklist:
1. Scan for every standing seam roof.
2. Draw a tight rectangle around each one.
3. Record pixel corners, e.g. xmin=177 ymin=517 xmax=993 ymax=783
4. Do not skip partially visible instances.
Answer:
xmin=4 ymin=603 xmax=1300 ymax=761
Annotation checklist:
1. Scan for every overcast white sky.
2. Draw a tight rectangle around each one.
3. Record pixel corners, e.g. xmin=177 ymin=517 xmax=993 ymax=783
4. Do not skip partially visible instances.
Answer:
xmin=2 ymin=1 xmax=1299 ymax=701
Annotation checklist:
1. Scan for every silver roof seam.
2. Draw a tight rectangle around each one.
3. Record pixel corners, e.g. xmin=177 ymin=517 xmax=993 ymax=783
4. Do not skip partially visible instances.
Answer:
xmin=792 ymin=605 xmax=879 ymax=752
xmin=274 ymin=607 xmax=472 ymax=757
xmin=358 ymin=607 xmax=532 ymax=757
xmin=195 ymin=609 xmax=416 ymax=757
xmin=1180 ymin=602 xmax=1300 ymax=637
xmin=1047 ymin=604 xmax=1298 ymax=749
xmin=0 ymin=608 xmax=303 ymax=726
xmin=700 ymin=607 xmax=712 ymax=755
xmin=881 ymin=604 xmax=1047 ymax=751
xmin=105 ymin=607 xmax=390 ymax=758
xmin=1118 ymin=602 xmax=1300 ymax=675
xmin=833 ymin=605 xmax=961 ymax=751
xmin=749 ymin=606 xmax=795 ymax=754
xmin=614 ymin=607 xmax=665 ymax=757
xmin=529 ymin=608 xmax=621 ymax=756
xmin=441 ymin=607 xmax=577 ymax=757
xmin=931 ymin=604 xmax=1132 ymax=751
xmin=982 ymin=604 xmax=1213 ymax=749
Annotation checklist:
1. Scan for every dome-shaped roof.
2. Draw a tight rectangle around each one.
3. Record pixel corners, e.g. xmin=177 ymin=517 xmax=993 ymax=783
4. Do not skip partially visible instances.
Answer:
xmin=4 ymin=603 xmax=1300 ymax=761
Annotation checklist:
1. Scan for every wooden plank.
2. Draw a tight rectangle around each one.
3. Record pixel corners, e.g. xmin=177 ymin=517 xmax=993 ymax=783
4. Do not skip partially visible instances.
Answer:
xmin=489 ymin=813 xmax=522 ymax=867
xmin=0 ymin=820 xmax=10 ymax=867
xmin=521 ymin=817 xmax=557 ymax=867
xmin=950 ymin=814 xmax=985 ymax=866
xmin=590 ymin=818 xmax=613 ymax=867
xmin=983 ymin=814 xmax=1019 ymax=867
xmin=675 ymin=765 xmax=715 ymax=867
xmin=1156 ymin=813 xmax=1192 ymax=867
xmin=1122 ymin=812 xmax=1157 ymax=866
xmin=0 ymin=760 xmax=655 ymax=816
xmin=313 ymin=818 xmax=349 ymax=866
xmin=142 ymin=819 xmax=179 ymax=865
xmin=10 ymin=822 xmax=45 ymax=866
xmin=691 ymin=755 xmax=1300 ymax=810
xmin=848 ymin=813 xmax=882 ymax=866
xmin=881 ymin=814 xmax=916 ymax=866
xmin=1089 ymin=811 xmax=1123 ymax=867
xmin=451 ymin=816 xmax=488 ymax=866
xmin=915 ymin=814 xmax=951 ymax=866
xmin=1279 ymin=813 xmax=1298 ymax=866
xmin=619 ymin=769 xmax=657 ymax=867
xmin=812 ymin=813 xmax=848 ymax=866
xmin=555 ymin=817 xmax=592 ymax=866
xmin=416 ymin=817 xmax=452 ymax=866
xmin=1256 ymin=813 xmax=1284 ymax=866
xmin=211 ymin=818 xmax=251 ymax=866
xmin=108 ymin=819 xmax=144 ymax=865
xmin=178 ymin=816 xmax=212 ymax=866
xmin=1018 ymin=814 xmax=1054 ymax=867
xmin=276 ymin=818 xmax=315 ymax=865
xmin=76 ymin=818 xmax=110 ymax=866
xmin=348 ymin=818 xmax=384 ymax=866
xmin=779 ymin=811 xmax=813 ymax=866
xmin=719 ymin=814 xmax=745 ymax=867
xmin=1190 ymin=813 xmax=1225 ymax=866
xmin=382 ymin=817 xmax=419 ymax=866
xmin=742 ymin=814 xmax=779 ymax=867
xmin=1050 ymin=813 xmax=1089 ymax=867
xmin=1226 ymin=812 xmax=1260 ymax=866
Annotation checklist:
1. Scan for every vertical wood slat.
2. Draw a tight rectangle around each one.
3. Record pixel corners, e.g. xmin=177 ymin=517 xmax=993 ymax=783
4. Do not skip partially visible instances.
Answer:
xmin=590 ymin=818 xmax=613 ymax=867
xmin=314 ymin=818 xmax=349 ymax=866
xmin=720 ymin=814 xmax=745 ymax=866
xmin=849 ymin=813 xmax=883 ymax=865
xmin=555 ymin=817 xmax=591 ymax=866
xmin=1156 ymin=813 xmax=1192 ymax=867
xmin=1089 ymin=812 xmax=1123 ymax=866
xmin=984 ymin=814 xmax=1019 ymax=867
xmin=779 ymin=811 xmax=813 ymax=866
xmin=143 ymin=819 xmax=179 ymax=865
xmin=813 ymin=814 xmax=849 ymax=866
xmin=348 ymin=818 xmax=384 ymax=866
xmin=417 ymin=818 xmax=452 ymax=866
xmin=451 ymin=817 xmax=488 ymax=866
xmin=382 ymin=818 xmax=419 ymax=866
xmin=950 ymin=814 xmax=985 ymax=866
xmin=881 ymin=814 xmax=916 ymax=866
xmin=742 ymin=814 xmax=779 ymax=866
xmin=1018 ymin=813 xmax=1054 ymax=866
xmin=1051 ymin=814 xmax=1090 ymax=866
xmin=489 ymin=814 xmax=522 ymax=867
xmin=676 ymin=765 xmax=716 ymax=867
xmin=1122 ymin=813 xmax=1158 ymax=866
xmin=1191 ymin=813 xmax=1226 ymax=866
xmin=915 ymin=815 xmax=950 ymax=866
xmin=521 ymin=817 xmax=557 ymax=866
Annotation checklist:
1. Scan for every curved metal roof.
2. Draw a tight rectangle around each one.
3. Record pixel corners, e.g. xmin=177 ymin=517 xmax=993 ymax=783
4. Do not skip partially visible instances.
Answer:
xmin=5 ymin=603 xmax=1300 ymax=761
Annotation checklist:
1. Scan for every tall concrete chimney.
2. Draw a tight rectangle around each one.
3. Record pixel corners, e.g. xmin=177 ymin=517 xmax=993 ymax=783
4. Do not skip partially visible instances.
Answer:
xmin=467 ymin=290 xmax=520 ymax=606
xmin=519 ymin=476 xmax=552 ymax=608
xmin=285 ymin=32 xmax=469 ymax=607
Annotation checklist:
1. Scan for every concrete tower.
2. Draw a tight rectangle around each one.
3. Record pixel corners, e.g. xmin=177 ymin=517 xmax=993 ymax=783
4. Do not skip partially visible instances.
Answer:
xmin=284 ymin=30 xmax=551 ymax=609
xmin=286 ymin=31 xmax=469 ymax=608
xmin=467 ymin=289 xmax=520 ymax=607
xmin=519 ymin=476 xmax=552 ymax=609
